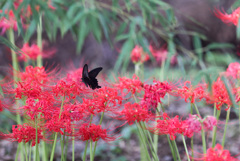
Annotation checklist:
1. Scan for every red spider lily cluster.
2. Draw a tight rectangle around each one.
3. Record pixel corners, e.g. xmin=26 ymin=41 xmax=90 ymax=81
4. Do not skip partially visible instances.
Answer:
xmin=0 ymin=61 xmax=239 ymax=160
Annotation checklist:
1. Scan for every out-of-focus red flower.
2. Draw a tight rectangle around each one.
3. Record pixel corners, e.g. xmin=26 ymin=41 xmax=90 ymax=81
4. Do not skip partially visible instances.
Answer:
xmin=0 ymin=123 xmax=43 ymax=147
xmin=203 ymin=116 xmax=217 ymax=131
xmin=196 ymin=144 xmax=239 ymax=161
xmin=141 ymin=80 xmax=172 ymax=109
xmin=18 ymin=43 xmax=56 ymax=62
xmin=148 ymin=113 xmax=185 ymax=140
xmin=114 ymin=75 xmax=143 ymax=96
xmin=211 ymin=78 xmax=232 ymax=110
xmin=226 ymin=62 xmax=240 ymax=79
xmin=174 ymin=81 xmax=209 ymax=103
xmin=19 ymin=66 xmax=52 ymax=85
xmin=0 ymin=10 xmax=18 ymax=35
xmin=214 ymin=7 xmax=240 ymax=26
xmin=130 ymin=45 xmax=149 ymax=63
xmin=182 ymin=114 xmax=202 ymax=138
xmin=77 ymin=123 xmax=118 ymax=142
xmin=149 ymin=45 xmax=177 ymax=65
xmin=115 ymin=102 xmax=155 ymax=125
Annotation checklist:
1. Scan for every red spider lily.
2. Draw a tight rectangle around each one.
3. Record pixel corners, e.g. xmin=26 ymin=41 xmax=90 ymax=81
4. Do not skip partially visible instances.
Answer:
xmin=15 ymin=82 xmax=43 ymax=99
xmin=214 ymin=7 xmax=240 ymax=26
xmin=211 ymin=78 xmax=232 ymax=110
xmin=63 ymin=103 xmax=90 ymax=121
xmin=45 ymin=112 xmax=74 ymax=135
xmin=21 ymin=97 xmax=55 ymax=120
xmin=0 ymin=123 xmax=43 ymax=147
xmin=233 ymin=87 xmax=240 ymax=103
xmin=114 ymin=75 xmax=143 ymax=96
xmin=182 ymin=114 xmax=202 ymax=138
xmin=141 ymin=80 xmax=172 ymax=109
xmin=92 ymin=87 xmax=123 ymax=113
xmin=196 ymin=144 xmax=239 ymax=161
xmin=130 ymin=45 xmax=150 ymax=63
xmin=18 ymin=43 xmax=56 ymax=62
xmin=115 ymin=102 xmax=155 ymax=125
xmin=148 ymin=113 xmax=185 ymax=140
xmin=226 ymin=62 xmax=240 ymax=79
xmin=149 ymin=44 xmax=177 ymax=65
xmin=0 ymin=10 xmax=18 ymax=35
xmin=174 ymin=81 xmax=209 ymax=103
xmin=77 ymin=123 xmax=118 ymax=142
xmin=52 ymin=80 xmax=85 ymax=99
xmin=19 ymin=66 xmax=53 ymax=85
xmin=203 ymin=116 xmax=217 ymax=131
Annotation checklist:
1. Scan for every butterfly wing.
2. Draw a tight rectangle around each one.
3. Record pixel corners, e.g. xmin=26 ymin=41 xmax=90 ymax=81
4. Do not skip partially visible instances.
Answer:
xmin=88 ymin=67 xmax=103 ymax=78
xmin=88 ymin=67 xmax=102 ymax=89
xmin=81 ymin=64 xmax=90 ymax=87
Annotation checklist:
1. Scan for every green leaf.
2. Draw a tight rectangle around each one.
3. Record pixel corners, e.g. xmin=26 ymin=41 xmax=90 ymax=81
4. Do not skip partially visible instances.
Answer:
xmin=206 ymin=43 xmax=234 ymax=50
xmin=24 ymin=19 xmax=37 ymax=42
xmin=114 ymin=39 xmax=134 ymax=72
xmin=98 ymin=14 xmax=111 ymax=45
xmin=0 ymin=36 xmax=21 ymax=53
xmin=149 ymin=0 xmax=171 ymax=9
xmin=76 ymin=17 xmax=89 ymax=53
xmin=90 ymin=16 xmax=102 ymax=42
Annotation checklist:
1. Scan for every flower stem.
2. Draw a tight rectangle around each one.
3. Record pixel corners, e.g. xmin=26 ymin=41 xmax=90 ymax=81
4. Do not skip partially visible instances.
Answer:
xmin=182 ymin=135 xmax=190 ymax=161
xmin=167 ymin=136 xmax=176 ymax=161
xmin=92 ymin=112 xmax=105 ymax=157
xmin=172 ymin=140 xmax=181 ymax=161
xmin=136 ymin=123 xmax=152 ymax=161
xmin=50 ymin=96 xmax=65 ymax=161
xmin=82 ymin=140 xmax=89 ymax=161
xmin=221 ymin=107 xmax=230 ymax=148
xmin=212 ymin=108 xmax=221 ymax=148
xmin=90 ymin=139 xmax=93 ymax=161
xmin=37 ymin=13 xmax=43 ymax=67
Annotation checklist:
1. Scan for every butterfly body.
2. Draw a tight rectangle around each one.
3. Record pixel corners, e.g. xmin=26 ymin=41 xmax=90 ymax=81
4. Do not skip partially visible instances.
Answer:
xmin=81 ymin=64 xmax=102 ymax=90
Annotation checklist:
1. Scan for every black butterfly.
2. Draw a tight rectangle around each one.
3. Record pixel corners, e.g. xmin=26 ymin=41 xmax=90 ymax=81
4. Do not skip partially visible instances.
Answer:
xmin=81 ymin=64 xmax=103 ymax=90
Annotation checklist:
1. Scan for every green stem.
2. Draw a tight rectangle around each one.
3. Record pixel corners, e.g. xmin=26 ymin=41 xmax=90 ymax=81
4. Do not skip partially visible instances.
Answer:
xmin=92 ymin=112 xmax=105 ymax=156
xmin=82 ymin=140 xmax=89 ymax=161
xmin=167 ymin=136 xmax=176 ymax=161
xmin=90 ymin=139 xmax=93 ymax=161
xmin=60 ymin=135 xmax=65 ymax=161
xmin=200 ymin=122 xmax=206 ymax=154
xmin=140 ymin=122 xmax=159 ymax=161
xmin=35 ymin=118 xmax=39 ymax=161
xmin=136 ymin=122 xmax=152 ymax=161
xmin=191 ymin=137 xmax=194 ymax=161
xmin=29 ymin=142 xmax=32 ymax=161
xmin=15 ymin=143 xmax=20 ymax=161
xmin=65 ymin=136 xmax=69 ymax=161
xmin=172 ymin=140 xmax=181 ymax=161
xmin=221 ymin=107 xmax=230 ymax=148
xmin=25 ymin=143 xmax=28 ymax=161
xmin=182 ymin=135 xmax=190 ymax=161
xmin=212 ymin=108 xmax=221 ymax=148
xmin=50 ymin=96 xmax=65 ymax=161
xmin=153 ymin=103 xmax=161 ymax=155
xmin=72 ymin=136 xmax=75 ymax=161
xmin=41 ymin=138 xmax=48 ymax=161
xmin=37 ymin=13 xmax=43 ymax=67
